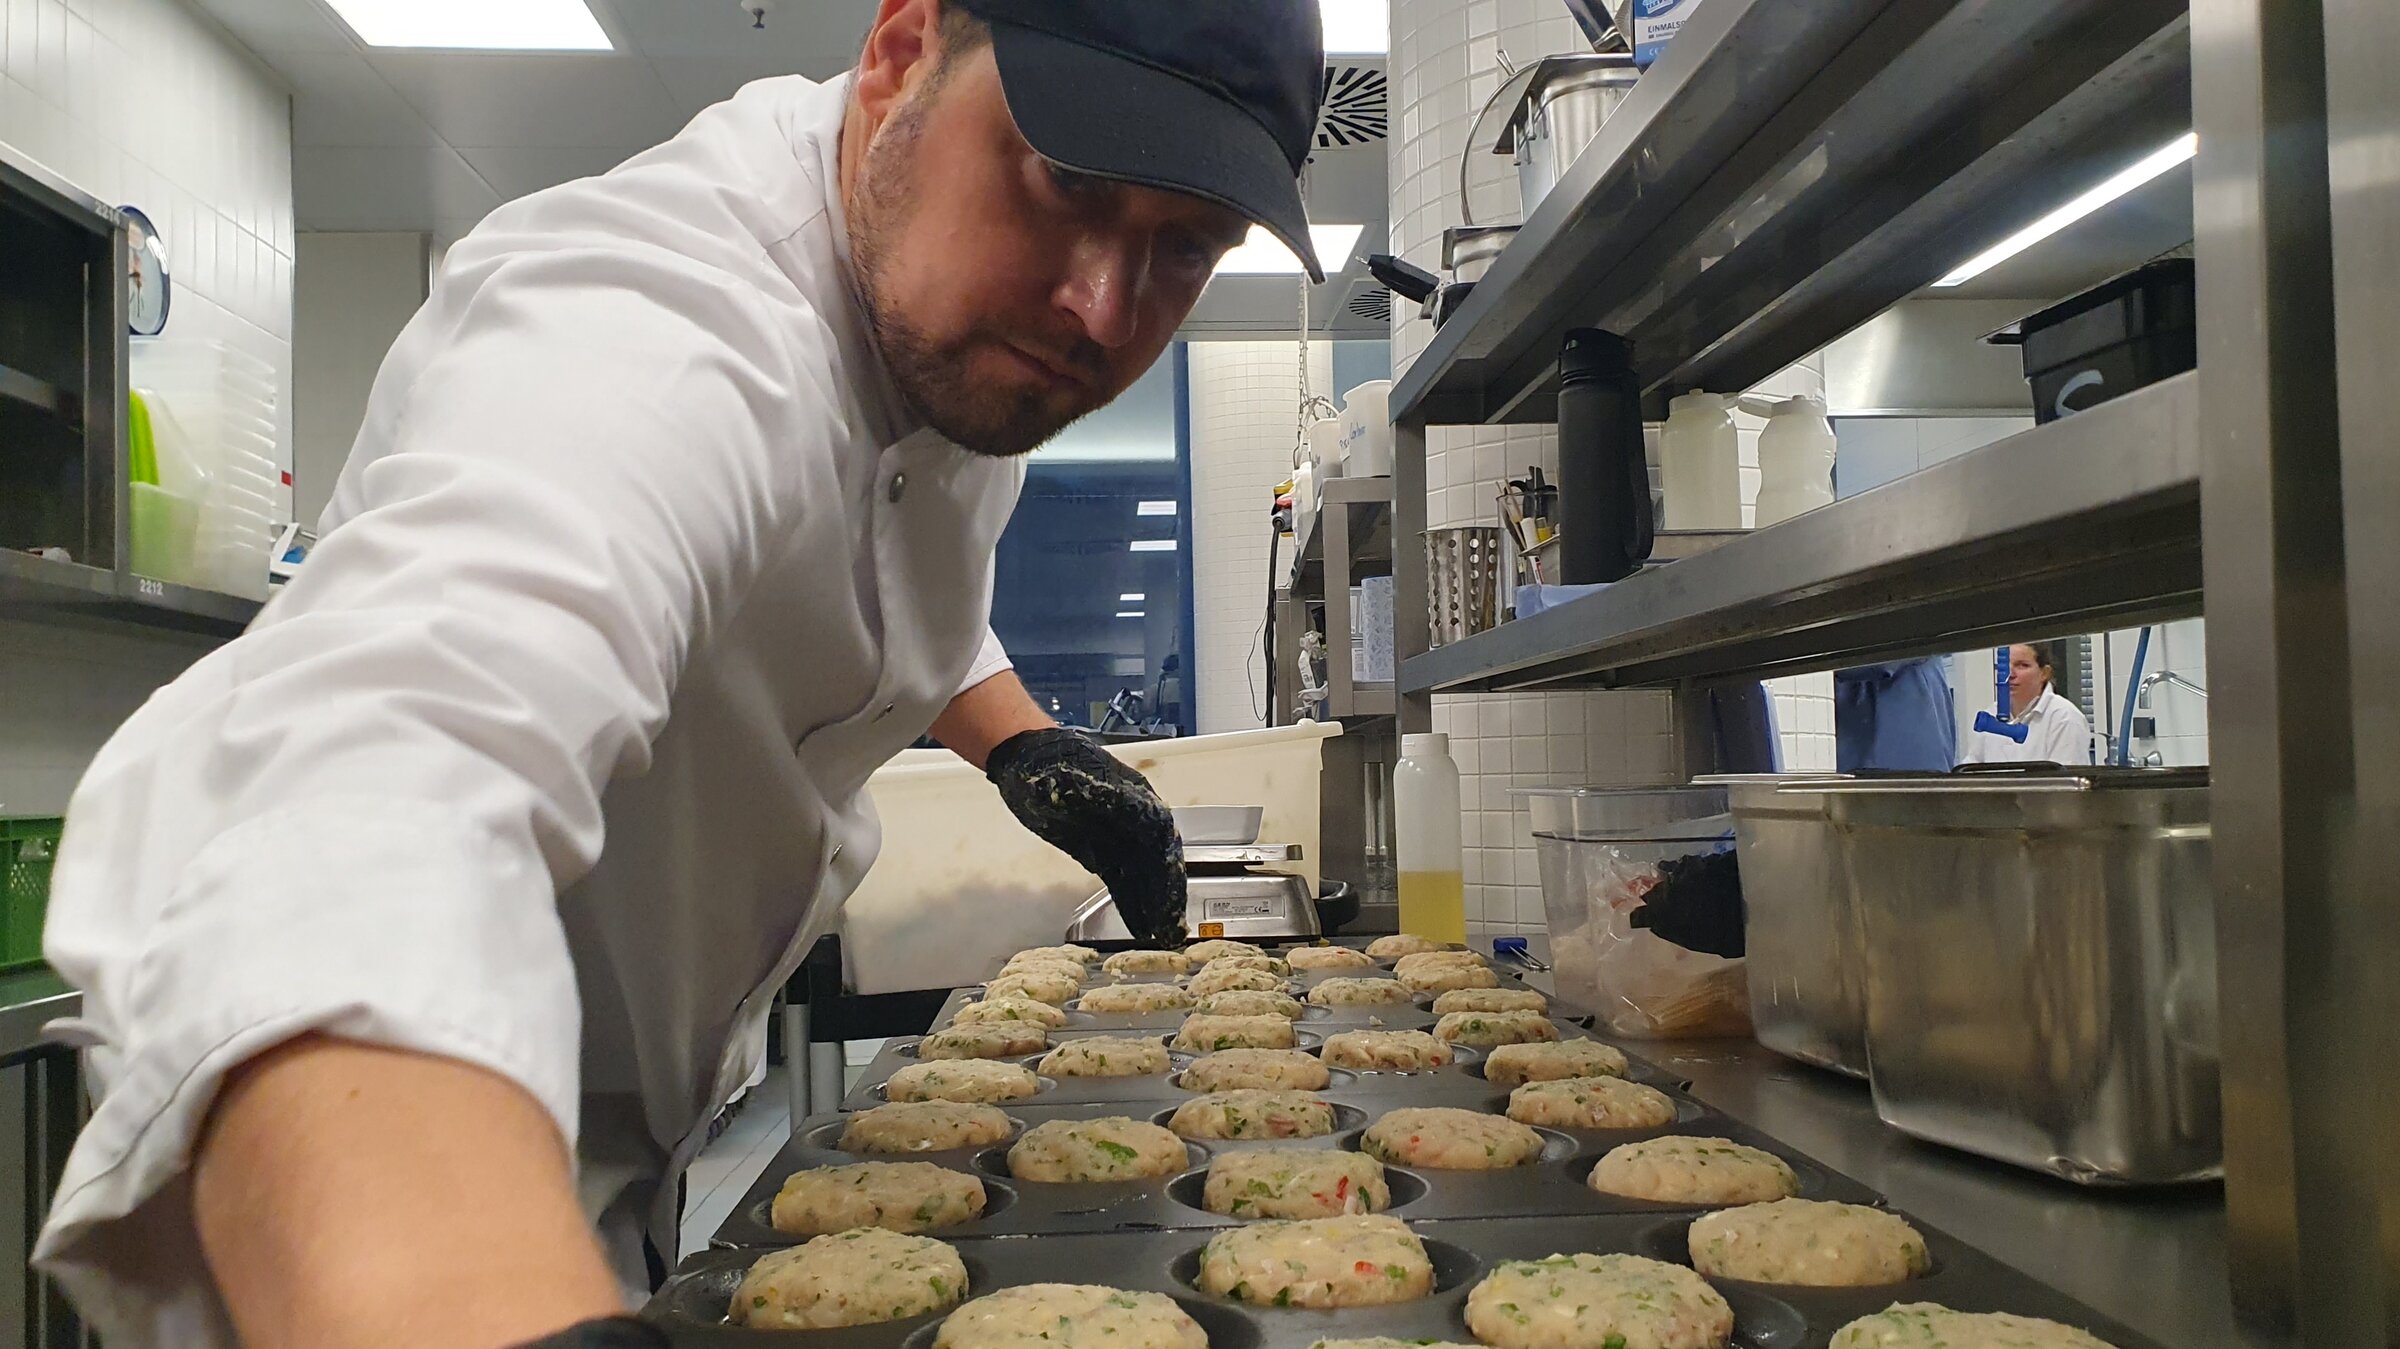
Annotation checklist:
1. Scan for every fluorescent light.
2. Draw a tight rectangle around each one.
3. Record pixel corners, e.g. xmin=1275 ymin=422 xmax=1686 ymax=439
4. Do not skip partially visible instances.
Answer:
xmin=1137 ymin=500 xmax=1178 ymax=516
xmin=1129 ymin=539 xmax=1176 ymax=553
xmin=1214 ymin=223 xmax=1368 ymax=276
xmin=1120 ymin=593 xmax=1147 ymax=603
xmin=1933 ymin=133 xmax=2196 ymax=288
xmin=1116 ymin=610 xmax=1147 ymax=619
xmin=323 ymin=0 xmax=612 ymax=49
xmin=1320 ymin=0 xmax=1388 ymax=54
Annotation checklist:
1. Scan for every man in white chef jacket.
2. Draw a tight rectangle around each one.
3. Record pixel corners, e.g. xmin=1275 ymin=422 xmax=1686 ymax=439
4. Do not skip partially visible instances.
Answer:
xmin=32 ymin=2 xmax=1328 ymax=1345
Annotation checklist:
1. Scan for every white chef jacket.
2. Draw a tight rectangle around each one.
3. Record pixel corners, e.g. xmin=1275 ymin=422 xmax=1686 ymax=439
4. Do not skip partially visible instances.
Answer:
xmin=1961 ymin=686 xmax=2095 ymax=765
xmin=32 ymin=72 xmax=1024 ymax=1346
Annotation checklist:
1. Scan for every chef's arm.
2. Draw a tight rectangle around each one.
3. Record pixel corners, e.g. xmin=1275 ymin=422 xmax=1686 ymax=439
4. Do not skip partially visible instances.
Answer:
xmin=930 ymin=669 xmax=1055 ymax=770
xmin=195 ymin=1036 xmax=621 ymax=1349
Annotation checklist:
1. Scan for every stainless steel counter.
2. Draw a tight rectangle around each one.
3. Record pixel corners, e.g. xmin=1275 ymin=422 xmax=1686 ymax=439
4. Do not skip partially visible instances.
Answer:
xmin=0 ymin=968 xmax=76 ymax=1063
xmin=1646 ymin=1038 xmax=2238 ymax=1347
xmin=1499 ymin=949 xmax=2244 ymax=1346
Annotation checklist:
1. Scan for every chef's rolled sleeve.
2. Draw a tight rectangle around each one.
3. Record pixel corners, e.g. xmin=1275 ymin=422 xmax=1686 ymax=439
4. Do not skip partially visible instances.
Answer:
xmin=33 ymin=237 xmax=827 ymax=1342
xmin=959 ymin=625 xmax=1015 ymax=696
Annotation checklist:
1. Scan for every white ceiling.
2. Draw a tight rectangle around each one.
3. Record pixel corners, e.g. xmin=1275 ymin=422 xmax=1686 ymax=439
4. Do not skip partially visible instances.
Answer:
xmin=187 ymin=0 xmax=1392 ymax=334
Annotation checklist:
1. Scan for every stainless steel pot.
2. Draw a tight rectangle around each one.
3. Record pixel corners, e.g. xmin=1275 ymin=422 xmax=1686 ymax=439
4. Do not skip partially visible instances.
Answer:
xmin=1713 ymin=775 xmax=1867 ymax=1078
xmin=1462 ymin=54 xmax=1641 ymax=226
xmin=1820 ymin=768 xmax=2218 ymax=1186
xmin=1443 ymin=225 xmax=1518 ymax=284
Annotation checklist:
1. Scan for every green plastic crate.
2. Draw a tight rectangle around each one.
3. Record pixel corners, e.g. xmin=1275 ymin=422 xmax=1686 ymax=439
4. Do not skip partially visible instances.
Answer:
xmin=1 ymin=818 xmax=62 ymax=974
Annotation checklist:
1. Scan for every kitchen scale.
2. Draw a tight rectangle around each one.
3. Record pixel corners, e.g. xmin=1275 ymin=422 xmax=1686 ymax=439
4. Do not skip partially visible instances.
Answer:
xmin=1065 ymin=841 xmax=1323 ymax=944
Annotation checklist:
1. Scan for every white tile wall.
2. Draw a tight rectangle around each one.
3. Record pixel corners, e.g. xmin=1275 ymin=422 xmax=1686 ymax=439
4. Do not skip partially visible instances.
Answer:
xmin=1188 ymin=340 xmax=1331 ymax=734
xmin=0 ymin=0 xmax=296 ymax=814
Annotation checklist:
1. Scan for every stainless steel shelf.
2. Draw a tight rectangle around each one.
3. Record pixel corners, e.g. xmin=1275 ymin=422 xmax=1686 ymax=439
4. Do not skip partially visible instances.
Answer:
xmin=0 ymin=362 xmax=76 ymax=420
xmin=1294 ymin=476 xmax=1395 ymax=574
xmin=1388 ymin=0 xmax=2190 ymax=426
xmin=1404 ymin=372 xmax=2197 ymax=692
xmin=0 ymin=549 xmax=262 ymax=638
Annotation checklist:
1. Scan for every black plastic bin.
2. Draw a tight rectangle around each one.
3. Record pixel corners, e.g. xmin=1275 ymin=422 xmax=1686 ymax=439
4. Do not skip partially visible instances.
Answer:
xmin=1990 ymin=257 xmax=2196 ymax=423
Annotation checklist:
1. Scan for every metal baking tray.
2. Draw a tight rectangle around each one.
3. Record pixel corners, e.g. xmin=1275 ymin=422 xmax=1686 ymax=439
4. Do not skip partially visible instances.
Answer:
xmin=844 ymin=1015 xmax=1642 ymax=1112
xmin=653 ymin=1212 xmax=2164 ymax=1349
xmin=717 ymin=1073 xmax=1875 ymax=1249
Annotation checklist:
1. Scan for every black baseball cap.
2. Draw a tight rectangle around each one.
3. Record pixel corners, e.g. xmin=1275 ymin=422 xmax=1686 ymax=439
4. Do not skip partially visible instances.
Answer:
xmin=954 ymin=0 xmax=1328 ymax=281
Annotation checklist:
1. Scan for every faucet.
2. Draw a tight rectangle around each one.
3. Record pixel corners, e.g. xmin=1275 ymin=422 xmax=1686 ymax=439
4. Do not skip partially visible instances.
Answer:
xmin=2136 ymin=670 xmax=2209 ymax=709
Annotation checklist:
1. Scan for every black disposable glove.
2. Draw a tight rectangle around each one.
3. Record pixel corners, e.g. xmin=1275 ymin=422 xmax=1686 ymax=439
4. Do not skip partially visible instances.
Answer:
xmin=509 ymin=1318 xmax=671 ymax=1349
xmin=1627 ymin=850 xmax=1747 ymax=959
xmin=985 ymin=727 xmax=1187 ymax=947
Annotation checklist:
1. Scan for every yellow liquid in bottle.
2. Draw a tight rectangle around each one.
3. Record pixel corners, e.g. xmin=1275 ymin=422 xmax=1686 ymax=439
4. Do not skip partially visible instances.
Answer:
xmin=1396 ymin=870 xmax=1467 ymax=947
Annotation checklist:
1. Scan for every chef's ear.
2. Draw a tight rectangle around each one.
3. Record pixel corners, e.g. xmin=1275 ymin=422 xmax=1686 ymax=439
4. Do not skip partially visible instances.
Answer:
xmin=855 ymin=0 xmax=943 ymax=124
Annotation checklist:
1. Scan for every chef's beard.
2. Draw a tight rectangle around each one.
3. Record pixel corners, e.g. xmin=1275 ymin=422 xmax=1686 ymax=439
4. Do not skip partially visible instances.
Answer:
xmin=848 ymin=96 xmax=1102 ymax=460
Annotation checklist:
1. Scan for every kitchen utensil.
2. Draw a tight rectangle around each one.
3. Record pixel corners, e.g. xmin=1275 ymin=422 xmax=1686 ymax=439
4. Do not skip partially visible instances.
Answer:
xmin=1820 ymin=767 xmax=2219 ymax=1184
xmin=1461 ymin=55 xmax=1641 ymax=227
xmin=1424 ymin=526 xmax=1503 ymax=645
xmin=1555 ymin=329 xmax=1653 ymax=584
xmin=1172 ymin=805 xmax=1265 ymax=846
xmin=1337 ymin=380 xmax=1393 ymax=477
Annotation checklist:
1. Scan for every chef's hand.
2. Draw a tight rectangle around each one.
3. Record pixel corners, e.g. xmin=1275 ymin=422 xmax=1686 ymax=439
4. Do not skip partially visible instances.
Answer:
xmin=985 ymin=727 xmax=1186 ymax=947
xmin=511 ymin=1320 xmax=671 ymax=1348
xmin=1627 ymin=850 xmax=1747 ymax=958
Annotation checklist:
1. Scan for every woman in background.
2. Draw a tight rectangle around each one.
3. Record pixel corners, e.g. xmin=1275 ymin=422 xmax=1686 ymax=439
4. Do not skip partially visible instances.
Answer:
xmin=1963 ymin=641 xmax=2094 ymax=764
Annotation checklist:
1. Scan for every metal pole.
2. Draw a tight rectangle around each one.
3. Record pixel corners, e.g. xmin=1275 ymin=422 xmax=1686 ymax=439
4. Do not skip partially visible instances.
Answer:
xmin=1394 ymin=418 xmax=1433 ymax=736
xmin=2321 ymin=0 xmax=2400 ymax=1336
xmin=2192 ymin=0 xmax=2352 ymax=1338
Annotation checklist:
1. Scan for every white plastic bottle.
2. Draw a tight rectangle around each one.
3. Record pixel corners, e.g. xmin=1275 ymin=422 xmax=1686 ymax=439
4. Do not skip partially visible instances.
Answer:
xmin=1746 ymin=394 xmax=1836 ymax=527
xmin=1657 ymin=392 xmax=1743 ymax=530
xmin=1393 ymin=733 xmax=1465 ymax=945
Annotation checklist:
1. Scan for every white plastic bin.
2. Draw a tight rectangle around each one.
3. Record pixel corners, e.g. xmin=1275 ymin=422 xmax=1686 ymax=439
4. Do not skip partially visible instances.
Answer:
xmin=838 ymin=723 xmax=1344 ymax=993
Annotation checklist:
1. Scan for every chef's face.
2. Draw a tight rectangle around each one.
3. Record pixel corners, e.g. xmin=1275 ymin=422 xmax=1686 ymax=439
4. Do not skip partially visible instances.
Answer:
xmin=848 ymin=12 xmax=1252 ymax=458
xmin=2007 ymin=645 xmax=2048 ymax=711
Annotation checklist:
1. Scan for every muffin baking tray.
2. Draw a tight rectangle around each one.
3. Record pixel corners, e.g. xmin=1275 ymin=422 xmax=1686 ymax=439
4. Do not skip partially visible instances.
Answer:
xmin=654 ymin=1212 xmax=2163 ymax=1349
xmin=716 ymin=1070 xmax=1875 ymax=1247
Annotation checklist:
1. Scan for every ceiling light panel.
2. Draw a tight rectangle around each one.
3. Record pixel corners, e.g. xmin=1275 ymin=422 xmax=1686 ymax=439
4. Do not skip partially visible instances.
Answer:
xmin=1214 ymin=223 xmax=1368 ymax=276
xmin=323 ymin=0 xmax=613 ymax=50
xmin=1136 ymin=500 xmax=1178 ymax=516
xmin=1320 ymin=0 xmax=1389 ymax=54
xmin=1120 ymin=593 xmax=1147 ymax=602
xmin=1129 ymin=540 xmax=1176 ymax=553
xmin=1116 ymin=610 xmax=1147 ymax=619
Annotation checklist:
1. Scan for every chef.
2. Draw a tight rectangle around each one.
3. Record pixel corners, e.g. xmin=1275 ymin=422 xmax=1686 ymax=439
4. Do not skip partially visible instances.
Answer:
xmin=32 ymin=2 xmax=1326 ymax=1345
xmin=1962 ymin=642 xmax=2097 ymax=765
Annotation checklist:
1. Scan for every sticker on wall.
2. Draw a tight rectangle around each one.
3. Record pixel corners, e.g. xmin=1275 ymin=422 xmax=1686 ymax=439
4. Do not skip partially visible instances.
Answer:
xmin=120 ymin=206 xmax=172 ymax=337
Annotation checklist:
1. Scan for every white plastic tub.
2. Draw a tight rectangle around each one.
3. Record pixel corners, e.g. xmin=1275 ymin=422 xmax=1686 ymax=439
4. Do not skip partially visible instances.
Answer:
xmin=838 ymin=723 xmax=1344 ymax=993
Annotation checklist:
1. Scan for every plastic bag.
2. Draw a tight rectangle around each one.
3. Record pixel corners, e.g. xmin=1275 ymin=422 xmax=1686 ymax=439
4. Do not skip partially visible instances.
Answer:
xmin=1540 ymin=834 xmax=1753 ymax=1039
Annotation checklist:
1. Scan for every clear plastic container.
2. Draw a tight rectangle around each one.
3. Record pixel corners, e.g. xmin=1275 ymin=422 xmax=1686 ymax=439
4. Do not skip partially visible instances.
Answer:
xmin=1516 ymin=785 xmax=1745 ymax=1038
xmin=1394 ymin=733 xmax=1465 ymax=945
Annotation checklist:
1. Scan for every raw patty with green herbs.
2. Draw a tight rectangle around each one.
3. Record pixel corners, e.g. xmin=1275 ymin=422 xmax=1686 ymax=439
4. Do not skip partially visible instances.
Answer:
xmin=933 ymin=1284 xmax=1207 ymax=1349
xmin=1178 ymin=1047 xmax=1331 ymax=1092
xmin=838 ymin=1101 xmax=1017 ymax=1155
xmin=1320 ymin=1028 xmax=1452 ymax=1072
xmin=1076 ymin=982 xmax=1195 ymax=1014
xmin=1359 ymin=1106 xmax=1545 ymax=1170
xmin=1173 ymin=1012 xmax=1298 ymax=1052
xmin=1432 ymin=1009 xmax=1560 ymax=1048
xmin=1587 ymin=1135 xmax=1799 ymax=1205
xmin=1186 ymin=938 xmax=1266 ymax=962
xmin=1506 ymin=1076 xmax=1677 ymax=1131
xmin=1483 ymin=1038 xmax=1630 ymax=1088
xmin=950 ymin=995 xmax=1070 ymax=1029
xmin=1286 ymin=945 xmax=1378 ymax=971
xmin=1201 ymin=1148 xmax=1391 ymax=1219
xmin=1103 ymin=948 xmax=1193 ymax=976
xmin=1166 ymin=1088 xmax=1338 ymax=1140
xmin=1195 ymin=1213 xmax=1434 ymax=1308
xmin=1188 ymin=965 xmax=1289 ymax=997
xmin=1006 ymin=1117 xmax=1188 ymax=1182
xmin=1307 ymin=977 xmax=1414 ymax=1008
xmin=1037 ymin=1035 xmax=1171 ymax=1078
xmin=1196 ymin=988 xmax=1305 ymax=1019
xmin=916 ymin=1023 xmax=1048 ymax=1060
xmin=729 ymin=1228 xmax=968 ymax=1329
xmin=1465 ymin=1251 xmax=1734 ymax=1349
xmin=1828 ymin=1303 xmax=2117 ymax=1348
xmin=1688 ymin=1198 xmax=1929 ymax=1287
xmin=884 ymin=1058 xmax=1041 ymax=1105
xmin=768 ymin=1162 xmax=988 ymax=1236
xmin=1431 ymin=986 xmax=1547 ymax=1015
